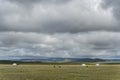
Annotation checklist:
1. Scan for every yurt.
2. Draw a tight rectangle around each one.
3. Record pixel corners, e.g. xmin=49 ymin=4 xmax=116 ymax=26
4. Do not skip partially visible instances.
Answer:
xmin=96 ymin=64 xmax=100 ymax=66
xmin=12 ymin=63 xmax=17 ymax=66
xmin=82 ymin=64 xmax=86 ymax=66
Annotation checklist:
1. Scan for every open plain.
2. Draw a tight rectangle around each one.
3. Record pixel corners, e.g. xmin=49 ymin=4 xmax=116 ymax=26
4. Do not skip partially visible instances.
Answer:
xmin=0 ymin=64 xmax=120 ymax=80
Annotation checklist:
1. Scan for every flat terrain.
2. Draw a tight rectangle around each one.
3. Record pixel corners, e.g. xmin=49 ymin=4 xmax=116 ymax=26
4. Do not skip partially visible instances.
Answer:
xmin=0 ymin=64 xmax=120 ymax=80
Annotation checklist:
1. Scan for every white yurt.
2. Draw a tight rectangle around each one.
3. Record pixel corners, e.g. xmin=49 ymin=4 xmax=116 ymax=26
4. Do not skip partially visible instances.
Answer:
xmin=96 ymin=64 xmax=100 ymax=66
xmin=12 ymin=63 xmax=17 ymax=66
xmin=82 ymin=64 xmax=86 ymax=66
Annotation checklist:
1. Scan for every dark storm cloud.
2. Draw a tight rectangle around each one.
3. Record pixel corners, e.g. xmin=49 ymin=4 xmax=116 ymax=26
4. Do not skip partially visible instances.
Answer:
xmin=101 ymin=0 xmax=120 ymax=20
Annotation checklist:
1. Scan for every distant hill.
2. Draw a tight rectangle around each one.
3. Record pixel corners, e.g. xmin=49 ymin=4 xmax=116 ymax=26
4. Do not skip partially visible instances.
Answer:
xmin=17 ymin=58 xmax=106 ymax=62
xmin=0 ymin=57 xmax=108 ymax=64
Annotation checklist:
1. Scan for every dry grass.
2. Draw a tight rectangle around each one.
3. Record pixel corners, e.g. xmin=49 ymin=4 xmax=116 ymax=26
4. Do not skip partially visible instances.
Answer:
xmin=0 ymin=64 xmax=120 ymax=80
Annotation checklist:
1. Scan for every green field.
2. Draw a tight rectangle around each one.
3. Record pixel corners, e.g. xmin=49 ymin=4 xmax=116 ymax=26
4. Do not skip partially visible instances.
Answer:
xmin=0 ymin=64 xmax=120 ymax=80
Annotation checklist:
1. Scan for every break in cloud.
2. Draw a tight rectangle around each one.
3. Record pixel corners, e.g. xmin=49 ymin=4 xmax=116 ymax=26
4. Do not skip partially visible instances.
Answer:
xmin=0 ymin=0 xmax=120 ymax=58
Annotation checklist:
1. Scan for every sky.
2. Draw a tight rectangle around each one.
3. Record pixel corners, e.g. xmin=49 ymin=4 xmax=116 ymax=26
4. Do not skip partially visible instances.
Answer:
xmin=0 ymin=0 xmax=120 ymax=59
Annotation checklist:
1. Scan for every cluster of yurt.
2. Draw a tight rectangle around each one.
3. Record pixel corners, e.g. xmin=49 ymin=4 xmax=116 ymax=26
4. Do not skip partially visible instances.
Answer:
xmin=81 ymin=63 xmax=100 ymax=66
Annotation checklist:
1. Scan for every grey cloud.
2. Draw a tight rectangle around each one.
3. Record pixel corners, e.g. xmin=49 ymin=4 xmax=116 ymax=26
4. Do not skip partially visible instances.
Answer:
xmin=5 ymin=0 xmax=71 ymax=9
xmin=9 ymin=0 xmax=71 ymax=4
xmin=101 ymin=0 xmax=120 ymax=20
xmin=0 ymin=0 xmax=117 ymax=33
xmin=0 ymin=0 xmax=120 ymax=59
xmin=0 ymin=31 xmax=120 ymax=58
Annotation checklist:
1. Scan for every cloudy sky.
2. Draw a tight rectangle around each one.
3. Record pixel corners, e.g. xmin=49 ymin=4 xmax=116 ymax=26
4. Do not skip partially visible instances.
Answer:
xmin=0 ymin=0 xmax=120 ymax=59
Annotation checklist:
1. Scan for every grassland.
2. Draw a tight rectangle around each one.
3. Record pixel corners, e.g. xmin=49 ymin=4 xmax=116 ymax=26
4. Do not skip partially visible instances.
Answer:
xmin=0 ymin=64 xmax=120 ymax=80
